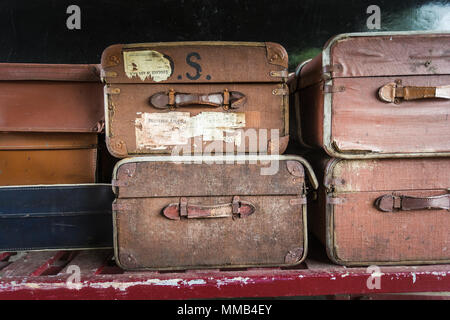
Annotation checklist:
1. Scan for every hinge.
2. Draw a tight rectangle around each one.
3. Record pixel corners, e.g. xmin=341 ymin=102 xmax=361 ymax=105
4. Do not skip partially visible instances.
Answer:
xmin=329 ymin=177 xmax=346 ymax=187
xmin=323 ymin=64 xmax=343 ymax=74
xmin=323 ymin=84 xmax=345 ymax=93
xmin=106 ymin=87 xmax=121 ymax=95
xmin=290 ymin=196 xmax=307 ymax=206
xmin=269 ymin=70 xmax=289 ymax=78
xmin=101 ymin=69 xmax=118 ymax=79
xmin=272 ymin=87 xmax=289 ymax=96
xmin=326 ymin=195 xmax=346 ymax=205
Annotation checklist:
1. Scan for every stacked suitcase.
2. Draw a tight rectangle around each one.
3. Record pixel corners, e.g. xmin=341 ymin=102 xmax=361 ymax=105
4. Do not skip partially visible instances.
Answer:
xmin=100 ymin=41 xmax=318 ymax=270
xmin=0 ymin=63 xmax=114 ymax=251
xmin=289 ymin=31 xmax=450 ymax=266
xmin=1 ymin=32 xmax=449 ymax=271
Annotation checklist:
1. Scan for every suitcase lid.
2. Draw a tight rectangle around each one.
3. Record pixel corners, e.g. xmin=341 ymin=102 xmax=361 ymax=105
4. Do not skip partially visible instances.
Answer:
xmin=324 ymin=31 xmax=450 ymax=79
xmin=0 ymin=132 xmax=97 ymax=150
xmin=0 ymin=63 xmax=101 ymax=81
xmin=101 ymin=41 xmax=288 ymax=84
xmin=297 ymin=31 xmax=450 ymax=89
xmin=0 ymin=64 xmax=104 ymax=133
xmin=0 ymin=183 xmax=113 ymax=216
xmin=111 ymin=155 xmax=318 ymax=197
xmin=324 ymin=158 xmax=450 ymax=194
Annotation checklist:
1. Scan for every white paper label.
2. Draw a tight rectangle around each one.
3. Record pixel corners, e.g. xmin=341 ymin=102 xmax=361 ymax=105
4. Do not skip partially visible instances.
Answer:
xmin=135 ymin=112 xmax=246 ymax=149
xmin=123 ymin=50 xmax=172 ymax=82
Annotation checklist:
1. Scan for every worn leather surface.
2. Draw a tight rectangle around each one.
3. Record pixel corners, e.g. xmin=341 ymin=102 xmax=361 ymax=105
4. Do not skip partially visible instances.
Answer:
xmin=375 ymin=194 xmax=450 ymax=212
xmin=378 ymin=82 xmax=437 ymax=102
xmin=102 ymin=42 xmax=289 ymax=156
xmin=330 ymin=34 xmax=450 ymax=78
xmin=309 ymin=157 xmax=450 ymax=265
xmin=101 ymin=42 xmax=288 ymax=84
xmin=0 ymin=63 xmax=101 ymax=81
xmin=162 ymin=196 xmax=255 ymax=220
xmin=0 ymin=64 xmax=104 ymax=132
xmin=149 ymin=90 xmax=246 ymax=109
xmin=294 ymin=33 xmax=450 ymax=157
xmin=113 ymin=159 xmax=307 ymax=270
xmin=0 ymin=133 xmax=97 ymax=186
xmin=106 ymin=83 xmax=289 ymax=157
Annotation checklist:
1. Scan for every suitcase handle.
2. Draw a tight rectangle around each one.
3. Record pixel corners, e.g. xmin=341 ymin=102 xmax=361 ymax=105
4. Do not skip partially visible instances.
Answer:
xmin=162 ymin=196 xmax=255 ymax=220
xmin=149 ymin=89 xmax=247 ymax=110
xmin=374 ymin=194 xmax=449 ymax=212
xmin=378 ymin=80 xmax=450 ymax=104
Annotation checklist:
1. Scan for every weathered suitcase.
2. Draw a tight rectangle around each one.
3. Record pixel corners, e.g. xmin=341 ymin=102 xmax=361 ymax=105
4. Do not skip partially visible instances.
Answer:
xmin=290 ymin=31 xmax=450 ymax=158
xmin=111 ymin=155 xmax=318 ymax=270
xmin=101 ymin=42 xmax=290 ymax=157
xmin=0 ymin=63 xmax=103 ymax=133
xmin=0 ymin=184 xmax=114 ymax=251
xmin=0 ymin=133 xmax=98 ymax=185
xmin=0 ymin=63 xmax=104 ymax=185
xmin=309 ymin=156 xmax=450 ymax=266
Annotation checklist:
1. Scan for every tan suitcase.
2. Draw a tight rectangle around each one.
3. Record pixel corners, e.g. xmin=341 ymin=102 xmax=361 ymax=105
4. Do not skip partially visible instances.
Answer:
xmin=0 ymin=133 xmax=97 ymax=185
xmin=101 ymin=42 xmax=290 ymax=157
xmin=0 ymin=63 xmax=104 ymax=185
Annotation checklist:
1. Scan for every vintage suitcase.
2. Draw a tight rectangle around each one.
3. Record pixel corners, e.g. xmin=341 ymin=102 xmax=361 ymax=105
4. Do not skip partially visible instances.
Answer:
xmin=0 ymin=63 xmax=104 ymax=185
xmin=0 ymin=132 xmax=98 ymax=185
xmin=309 ymin=156 xmax=450 ymax=266
xmin=111 ymin=155 xmax=318 ymax=270
xmin=101 ymin=42 xmax=290 ymax=157
xmin=0 ymin=184 xmax=114 ymax=251
xmin=290 ymin=31 xmax=450 ymax=158
xmin=0 ymin=63 xmax=104 ymax=133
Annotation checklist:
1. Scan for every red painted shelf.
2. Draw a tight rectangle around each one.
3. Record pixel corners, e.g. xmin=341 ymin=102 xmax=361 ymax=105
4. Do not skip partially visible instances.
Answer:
xmin=1 ymin=241 xmax=449 ymax=299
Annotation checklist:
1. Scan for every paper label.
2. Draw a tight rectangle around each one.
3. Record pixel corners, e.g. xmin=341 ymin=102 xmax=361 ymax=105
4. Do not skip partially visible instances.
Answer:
xmin=123 ymin=50 xmax=172 ymax=82
xmin=135 ymin=112 xmax=246 ymax=149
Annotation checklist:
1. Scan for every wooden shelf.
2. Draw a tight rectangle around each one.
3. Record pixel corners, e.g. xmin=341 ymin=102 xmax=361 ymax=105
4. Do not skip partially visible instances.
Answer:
xmin=1 ymin=239 xmax=449 ymax=299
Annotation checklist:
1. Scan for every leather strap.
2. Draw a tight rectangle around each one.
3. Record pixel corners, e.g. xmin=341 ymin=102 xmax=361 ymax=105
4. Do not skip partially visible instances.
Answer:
xmin=149 ymin=89 xmax=246 ymax=110
xmin=375 ymin=194 xmax=450 ymax=212
xmin=378 ymin=81 xmax=450 ymax=103
xmin=162 ymin=196 xmax=255 ymax=220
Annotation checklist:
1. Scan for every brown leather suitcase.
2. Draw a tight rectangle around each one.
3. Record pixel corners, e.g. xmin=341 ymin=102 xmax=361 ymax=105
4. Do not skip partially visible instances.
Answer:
xmin=289 ymin=32 xmax=450 ymax=158
xmin=309 ymin=156 xmax=450 ymax=266
xmin=101 ymin=42 xmax=289 ymax=157
xmin=111 ymin=155 xmax=318 ymax=270
xmin=0 ymin=63 xmax=104 ymax=185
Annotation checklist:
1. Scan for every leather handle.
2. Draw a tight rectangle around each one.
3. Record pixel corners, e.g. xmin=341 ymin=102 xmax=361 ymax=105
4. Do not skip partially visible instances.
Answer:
xmin=374 ymin=194 xmax=450 ymax=212
xmin=149 ymin=89 xmax=246 ymax=110
xmin=378 ymin=80 xmax=450 ymax=103
xmin=162 ymin=196 xmax=255 ymax=220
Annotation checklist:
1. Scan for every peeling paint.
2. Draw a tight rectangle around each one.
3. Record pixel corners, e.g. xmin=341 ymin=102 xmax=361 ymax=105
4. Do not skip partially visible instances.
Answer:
xmin=184 ymin=279 xmax=206 ymax=286
xmin=216 ymin=277 xmax=252 ymax=287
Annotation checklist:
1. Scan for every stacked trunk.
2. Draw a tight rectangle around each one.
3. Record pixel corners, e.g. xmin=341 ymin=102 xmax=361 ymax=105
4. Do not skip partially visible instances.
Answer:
xmin=0 ymin=64 xmax=113 ymax=250
xmin=101 ymin=42 xmax=318 ymax=270
xmin=290 ymin=32 xmax=450 ymax=266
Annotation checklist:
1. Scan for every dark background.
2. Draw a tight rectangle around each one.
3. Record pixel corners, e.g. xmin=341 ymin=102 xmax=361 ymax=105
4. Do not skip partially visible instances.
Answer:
xmin=0 ymin=0 xmax=449 ymax=70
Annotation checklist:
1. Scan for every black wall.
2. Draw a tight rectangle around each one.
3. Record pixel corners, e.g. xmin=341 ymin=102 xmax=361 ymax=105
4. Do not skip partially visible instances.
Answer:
xmin=0 ymin=0 xmax=449 ymax=70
